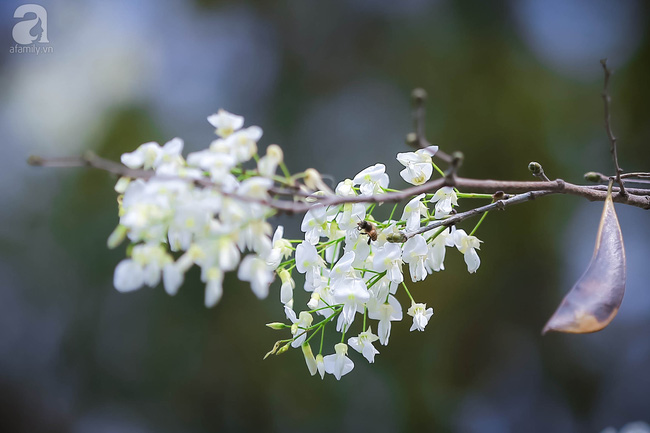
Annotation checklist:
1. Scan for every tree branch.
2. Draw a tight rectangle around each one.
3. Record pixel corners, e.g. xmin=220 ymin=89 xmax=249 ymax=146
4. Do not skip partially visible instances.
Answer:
xmin=28 ymin=154 xmax=650 ymax=212
xmin=405 ymin=190 xmax=554 ymax=239
xmin=600 ymin=59 xmax=626 ymax=196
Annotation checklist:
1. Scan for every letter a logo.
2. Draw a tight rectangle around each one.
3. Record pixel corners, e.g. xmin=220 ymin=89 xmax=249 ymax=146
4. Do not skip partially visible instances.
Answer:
xmin=13 ymin=4 xmax=49 ymax=45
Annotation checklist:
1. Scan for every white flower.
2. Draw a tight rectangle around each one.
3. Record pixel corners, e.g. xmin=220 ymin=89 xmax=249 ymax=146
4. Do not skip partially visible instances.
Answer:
xmin=396 ymin=146 xmax=437 ymax=185
xmin=113 ymin=259 xmax=144 ymax=292
xmin=348 ymin=327 xmax=380 ymax=363
xmin=402 ymin=235 xmax=429 ymax=282
xmin=266 ymin=226 xmax=293 ymax=269
xmin=238 ymin=176 xmax=273 ymax=201
xmin=334 ymin=277 xmax=370 ymax=332
xmin=301 ymin=204 xmax=329 ymax=245
xmin=120 ymin=138 xmax=184 ymax=171
xmin=407 ymin=302 xmax=434 ymax=331
xmin=344 ymin=227 xmax=371 ymax=267
xmin=372 ymin=243 xmax=403 ymax=284
xmin=453 ymin=229 xmax=482 ymax=273
xmin=329 ymin=251 xmax=357 ymax=285
xmin=430 ymin=186 xmax=458 ymax=218
xmin=187 ymin=148 xmax=237 ymax=184
xmin=401 ymin=193 xmax=428 ymax=231
xmin=323 ymin=343 xmax=354 ymax=380
xmin=316 ymin=354 xmax=326 ymax=379
xmin=353 ymin=163 xmax=389 ymax=196
xmin=336 ymin=203 xmax=367 ymax=231
xmin=335 ymin=179 xmax=357 ymax=197
xmin=425 ymin=227 xmax=455 ymax=272
xmin=207 ymin=109 xmax=244 ymax=138
xmin=238 ymin=255 xmax=274 ymax=299
xmin=203 ymin=267 xmax=224 ymax=307
xmin=257 ymin=144 xmax=283 ymax=177
xmin=278 ymin=269 xmax=295 ymax=304
xmin=295 ymin=241 xmax=326 ymax=289
xmin=367 ymin=295 xmax=402 ymax=345
xmin=286 ymin=309 xmax=313 ymax=348
xmin=225 ymin=126 xmax=263 ymax=163
xmin=113 ymin=243 xmax=173 ymax=293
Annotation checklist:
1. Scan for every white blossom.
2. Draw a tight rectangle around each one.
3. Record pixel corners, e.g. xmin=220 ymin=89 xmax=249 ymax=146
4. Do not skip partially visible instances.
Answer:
xmin=238 ymin=255 xmax=274 ymax=299
xmin=402 ymin=235 xmax=429 ymax=282
xmin=401 ymin=193 xmax=428 ymax=231
xmin=334 ymin=277 xmax=370 ymax=332
xmin=373 ymin=243 xmax=403 ymax=284
xmin=207 ymin=109 xmax=244 ymax=138
xmin=453 ymin=229 xmax=482 ymax=273
xmin=396 ymin=145 xmax=437 ymax=185
xmin=348 ymin=327 xmax=380 ymax=363
xmin=286 ymin=309 xmax=313 ymax=348
xmin=430 ymin=186 xmax=458 ymax=218
xmin=301 ymin=204 xmax=328 ymax=245
xmin=407 ymin=302 xmax=434 ymax=332
xmin=323 ymin=343 xmax=354 ymax=380
xmin=425 ymin=227 xmax=455 ymax=272
xmin=353 ymin=163 xmax=389 ymax=196
xmin=368 ymin=295 xmax=402 ymax=345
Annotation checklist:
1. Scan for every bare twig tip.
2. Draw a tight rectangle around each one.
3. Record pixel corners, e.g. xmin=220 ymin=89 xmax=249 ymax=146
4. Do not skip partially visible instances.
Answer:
xmin=27 ymin=155 xmax=43 ymax=166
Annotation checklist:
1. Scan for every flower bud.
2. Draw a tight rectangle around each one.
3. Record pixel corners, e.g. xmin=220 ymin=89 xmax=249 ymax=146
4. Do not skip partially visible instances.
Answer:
xmin=265 ymin=322 xmax=287 ymax=330
xmin=304 ymin=168 xmax=329 ymax=193
xmin=276 ymin=342 xmax=291 ymax=355
xmin=114 ymin=177 xmax=131 ymax=193
xmin=584 ymin=171 xmax=602 ymax=183
xmin=528 ymin=161 xmax=543 ymax=175
xmin=266 ymin=144 xmax=283 ymax=163
xmin=107 ymin=225 xmax=127 ymax=249
xmin=307 ymin=292 xmax=320 ymax=310
xmin=301 ymin=343 xmax=318 ymax=376
xmin=411 ymin=88 xmax=427 ymax=104
xmin=405 ymin=132 xmax=419 ymax=148
xmin=387 ymin=232 xmax=407 ymax=243
xmin=315 ymin=354 xmax=325 ymax=379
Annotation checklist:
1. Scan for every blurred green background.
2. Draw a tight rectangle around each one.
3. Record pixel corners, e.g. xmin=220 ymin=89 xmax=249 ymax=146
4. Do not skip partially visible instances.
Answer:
xmin=1 ymin=0 xmax=649 ymax=432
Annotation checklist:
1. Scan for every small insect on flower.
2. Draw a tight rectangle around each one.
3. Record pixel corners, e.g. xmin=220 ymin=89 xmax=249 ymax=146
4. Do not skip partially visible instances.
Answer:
xmin=357 ymin=220 xmax=378 ymax=245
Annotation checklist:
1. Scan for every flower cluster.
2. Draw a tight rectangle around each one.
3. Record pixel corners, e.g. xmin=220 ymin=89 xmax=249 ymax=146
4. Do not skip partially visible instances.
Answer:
xmin=109 ymin=110 xmax=289 ymax=306
xmin=108 ymin=110 xmax=487 ymax=379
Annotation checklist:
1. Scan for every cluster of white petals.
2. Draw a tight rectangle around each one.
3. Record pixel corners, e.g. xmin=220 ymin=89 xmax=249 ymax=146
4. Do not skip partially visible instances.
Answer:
xmin=111 ymin=111 xmax=288 ymax=307
xmin=109 ymin=109 xmax=486 ymax=380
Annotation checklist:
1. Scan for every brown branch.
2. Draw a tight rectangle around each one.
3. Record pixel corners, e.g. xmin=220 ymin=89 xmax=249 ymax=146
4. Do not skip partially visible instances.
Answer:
xmin=28 ymin=154 xmax=650 ymax=212
xmin=405 ymin=190 xmax=554 ymax=239
xmin=600 ymin=59 xmax=626 ymax=196
xmin=410 ymin=88 xmax=452 ymax=164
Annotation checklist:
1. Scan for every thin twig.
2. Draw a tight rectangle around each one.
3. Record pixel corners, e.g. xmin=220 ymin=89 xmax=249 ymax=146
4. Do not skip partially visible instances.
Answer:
xmin=411 ymin=88 xmax=452 ymax=163
xmin=600 ymin=59 xmax=626 ymax=196
xmin=405 ymin=190 xmax=554 ymax=239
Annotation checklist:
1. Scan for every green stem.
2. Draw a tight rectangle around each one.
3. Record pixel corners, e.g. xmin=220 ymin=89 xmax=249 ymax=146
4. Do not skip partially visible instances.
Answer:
xmin=401 ymin=282 xmax=415 ymax=304
xmin=432 ymin=162 xmax=445 ymax=177
xmin=469 ymin=211 xmax=489 ymax=236
xmin=456 ymin=192 xmax=494 ymax=199
xmin=388 ymin=203 xmax=399 ymax=221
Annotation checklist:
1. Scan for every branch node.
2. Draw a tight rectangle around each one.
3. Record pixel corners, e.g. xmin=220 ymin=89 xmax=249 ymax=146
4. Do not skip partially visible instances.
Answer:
xmin=445 ymin=151 xmax=463 ymax=184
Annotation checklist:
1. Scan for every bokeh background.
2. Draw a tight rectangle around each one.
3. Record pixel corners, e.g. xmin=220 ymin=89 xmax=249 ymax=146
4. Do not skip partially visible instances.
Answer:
xmin=1 ymin=0 xmax=649 ymax=432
